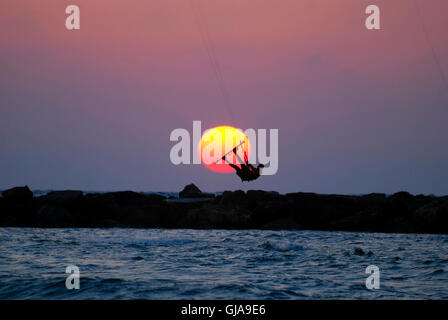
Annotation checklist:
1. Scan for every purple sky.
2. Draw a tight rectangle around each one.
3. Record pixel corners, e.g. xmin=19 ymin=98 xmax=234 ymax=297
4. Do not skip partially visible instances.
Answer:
xmin=1 ymin=0 xmax=447 ymax=195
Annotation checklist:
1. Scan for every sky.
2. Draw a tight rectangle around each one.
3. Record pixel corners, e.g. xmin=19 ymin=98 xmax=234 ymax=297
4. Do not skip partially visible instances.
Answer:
xmin=1 ymin=0 xmax=447 ymax=195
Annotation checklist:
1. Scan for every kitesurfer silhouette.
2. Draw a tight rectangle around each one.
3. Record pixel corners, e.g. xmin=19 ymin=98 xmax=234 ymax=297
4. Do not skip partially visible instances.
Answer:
xmin=221 ymin=145 xmax=264 ymax=182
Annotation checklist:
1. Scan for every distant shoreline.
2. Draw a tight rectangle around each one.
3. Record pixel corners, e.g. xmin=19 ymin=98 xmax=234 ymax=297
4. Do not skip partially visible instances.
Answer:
xmin=1 ymin=184 xmax=447 ymax=235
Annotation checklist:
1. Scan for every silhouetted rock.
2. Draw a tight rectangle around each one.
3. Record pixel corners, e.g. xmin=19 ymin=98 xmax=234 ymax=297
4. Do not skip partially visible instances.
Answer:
xmin=37 ymin=205 xmax=74 ymax=227
xmin=0 ymin=186 xmax=35 ymax=226
xmin=414 ymin=198 xmax=448 ymax=233
xmin=108 ymin=191 xmax=148 ymax=205
xmin=388 ymin=191 xmax=432 ymax=217
xmin=2 ymin=186 xmax=33 ymax=202
xmin=46 ymin=190 xmax=83 ymax=204
xmin=331 ymin=211 xmax=377 ymax=232
xmin=220 ymin=190 xmax=246 ymax=206
xmin=361 ymin=193 xmax=387 ymax=201
xmin=284 ymin=193 xmax=359 ymax=229
xmin=180 ymin=184 xmax=201 ymax=195
xmin=179 ymin=184 xmax=214 ymax=198
xmin=181 ymin=204 xmax=252 ymax=229
xmin=247 ymin=190 xmax=280 ymax=202
xmin=0 ymin=185 xmax=447 ymax=234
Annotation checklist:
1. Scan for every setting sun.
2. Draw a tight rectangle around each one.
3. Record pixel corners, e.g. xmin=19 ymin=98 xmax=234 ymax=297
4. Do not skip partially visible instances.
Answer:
xmin=198 ymin=126 xmax=251 ymax=174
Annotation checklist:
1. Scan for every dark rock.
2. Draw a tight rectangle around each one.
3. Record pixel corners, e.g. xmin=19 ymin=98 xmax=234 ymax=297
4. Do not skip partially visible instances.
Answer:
xmin=0 ymin=186 xmax=35 ymax=225
xmin=1 ymin=185 xmax=447 ymax=234
xmin=388 ymin=191 xmax=418 ymax=217
xmin=381 ymin=216 xmax=419 ymax=234
xmin=284 ymin=193 xmax=359 ymax=229
xmin=2 ymin=186 xmax=33 ymax=202
xmin=181 ymin=204 xmax=252 ymax=229
xmin=414 ymin=198 xmax=448 ymax=233
xmin=36 ymin=205 xmax=74 ymax=227
xmin=106 ymin=191 xmax=146 ymax=205
xmin=144 ymin=193 xmax=167 ymax=204
xmin=331 ymin=209 xmax=385 ymax=232
xmin=261 ymin=241 xmax=273 ymax=249
xmin=220 ymin=190 xmax=246 ymax=206
xmin=46 ymin=190 xmax=83 ymax=203
xmin=252 ymin=200 xmax=289 ymax=226
xmin=180 ymin=183 xmax=201 ymax=195
xmin=389 ymin=191 xmax=413 ymax=201
xmin=361 ymin=193 xmax=386 ymax=201
xmin=354 ymin=247 xmax=365 ymax=256
xmin=247 ymin=190 xmax=280 ymax=202
xmin=179 ymin=184 xmax=214 ymax=199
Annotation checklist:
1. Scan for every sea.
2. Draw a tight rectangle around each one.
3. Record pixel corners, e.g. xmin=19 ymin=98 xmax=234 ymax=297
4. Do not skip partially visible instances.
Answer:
xmin=0 ymin=228 xmax=447 ymax=299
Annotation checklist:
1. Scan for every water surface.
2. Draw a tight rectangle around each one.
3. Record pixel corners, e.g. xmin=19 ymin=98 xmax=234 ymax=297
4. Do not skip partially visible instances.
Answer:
xmin=0 ymin=228 xmax=447 ymax=299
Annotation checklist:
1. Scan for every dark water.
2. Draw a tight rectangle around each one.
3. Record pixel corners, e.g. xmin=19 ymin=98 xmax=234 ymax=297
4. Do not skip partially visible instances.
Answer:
xmin=0 ymin=228 xmax=447 ymax=299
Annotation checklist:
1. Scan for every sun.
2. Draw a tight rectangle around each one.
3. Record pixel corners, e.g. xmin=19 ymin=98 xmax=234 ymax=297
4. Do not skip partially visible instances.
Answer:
xmin=198 ymin=126 xmax=251 ymax=174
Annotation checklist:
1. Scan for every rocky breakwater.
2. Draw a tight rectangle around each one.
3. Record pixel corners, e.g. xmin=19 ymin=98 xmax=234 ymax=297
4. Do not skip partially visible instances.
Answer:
xmin=0 ymin=185 xmax=447 ymax=234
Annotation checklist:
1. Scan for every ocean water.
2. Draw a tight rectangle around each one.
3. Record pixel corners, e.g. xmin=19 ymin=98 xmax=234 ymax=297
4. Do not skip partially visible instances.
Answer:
xmin=0 ymin=228 xmax=447 ymax=299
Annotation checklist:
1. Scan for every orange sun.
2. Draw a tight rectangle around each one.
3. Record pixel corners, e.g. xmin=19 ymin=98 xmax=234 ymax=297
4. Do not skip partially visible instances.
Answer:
xmin=198 ymin=126 xmax=251 ymax=174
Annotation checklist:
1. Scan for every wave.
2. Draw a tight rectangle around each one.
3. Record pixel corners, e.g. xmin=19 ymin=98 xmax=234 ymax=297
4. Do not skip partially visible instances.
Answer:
xmin=120 ymin=238 xmax=194 ymax=247
xmin=260 ymin=241 xmax=304 ymax=252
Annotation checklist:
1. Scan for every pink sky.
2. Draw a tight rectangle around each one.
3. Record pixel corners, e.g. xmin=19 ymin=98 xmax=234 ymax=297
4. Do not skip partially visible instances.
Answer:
xmin=1 ymin=0 xmax=447 ymax=194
